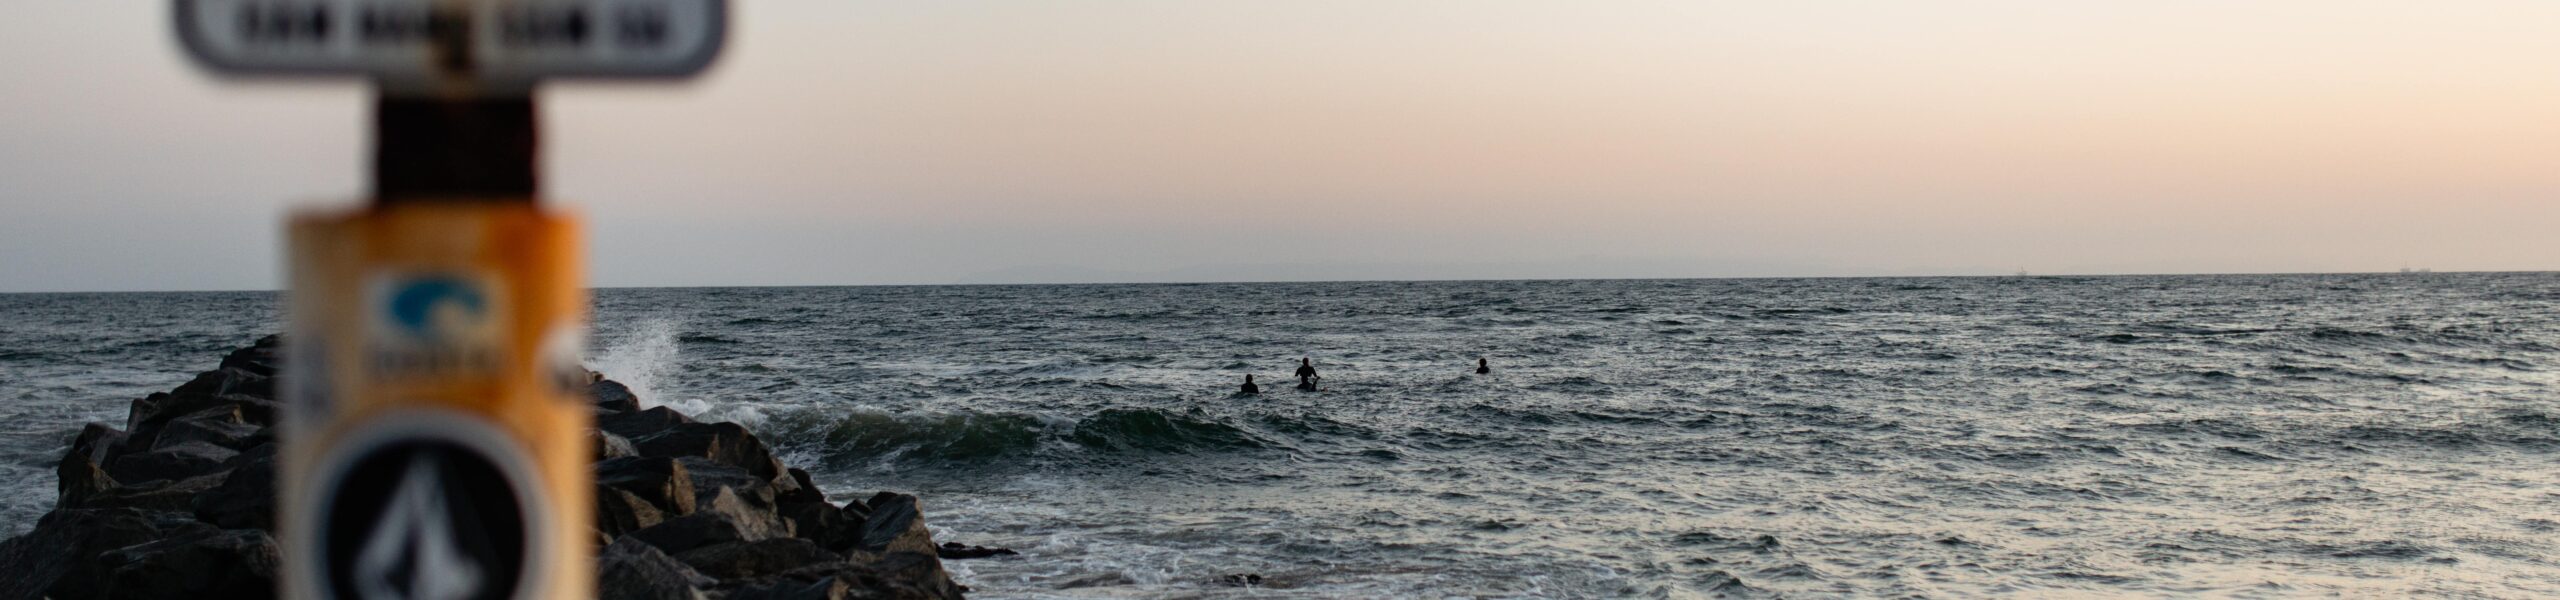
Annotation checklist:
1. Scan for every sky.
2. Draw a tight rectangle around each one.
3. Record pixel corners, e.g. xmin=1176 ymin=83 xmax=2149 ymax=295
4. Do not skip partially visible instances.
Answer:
xmin=2 ymin=1 xmax=2555 ymax=292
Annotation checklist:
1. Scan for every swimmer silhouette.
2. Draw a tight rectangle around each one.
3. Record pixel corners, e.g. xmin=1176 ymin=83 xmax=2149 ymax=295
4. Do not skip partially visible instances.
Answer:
xmin=1476 ymin=358 xmax=1490 ymax=375
xmin=1240 ymin=374 xmax=1260 ymax=395
xmin=1295 ymin=357 xmax=1319 ymax=388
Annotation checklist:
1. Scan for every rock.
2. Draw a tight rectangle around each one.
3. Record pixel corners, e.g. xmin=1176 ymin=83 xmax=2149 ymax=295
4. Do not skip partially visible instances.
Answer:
xmin=601 ymin=406 xmax=695 ymax=440
xmin=599 ymin=486 xmax=672 ymax=538
xmin=0 ymin=508 xmax=219 ymax=600
xmin=636 ymin=422 xmax=786 ymax=482
xmin=149 ymin=405 xmax=261 ymax=451
xmin=596 ymin=428 xmax=639 ymax=461
xmin=190 ymin=453 xmax=275 ymax=530
xmin=679 ymin=458 xmax=779 ymax=510
xmin=124 ymin=395 xmax=275 ymax=453
xmin=215 ymin=336 xmax=281 ymax=376
xmin=57 ymin=451 xmax=118 ymax=510
xmin=841 ymin=496 xmax=873 ymax=524
xmin=853 ymin=493 xmax=940 ymax=557
xmin=598 ymin=536 xmax=714 ymax=600
xmin=674 ymin=538 xmax=841 ymax=580
xmin=67 ymin=422 xmax=128 ymax=463
xmin=106 ymin=441 xmax=238 ymax=485
xmin=861 ymin=551 xmax=970 ymax=599
xmin=781 ymin=501 xmax=862 ymax=553
xmin=598 ymin=456 xmax=699 ymax=516
xmin=96 ymin=529 xmax=280 ymax=600
xmin=630 ymin=487 xmax=790 ymax=555
xmin=170 ymin=368 xmax=272 ymax=403
xmin=125 ymin=393 xmax=172 ymax=432
xmin=779 ymin=468 xmax=826 ymax=506
xmin=593 ymin=379 xmax=644 ymax=413
xmin=84 ymin=473 xmax=228 ymax=513
xmin=57 ymin=423 xmax=127 ymax=509
xmin=935 ymin=542 xmax=1017 ymax=560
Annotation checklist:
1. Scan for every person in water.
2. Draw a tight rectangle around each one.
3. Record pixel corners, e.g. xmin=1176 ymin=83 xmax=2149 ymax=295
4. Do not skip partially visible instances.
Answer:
xmin=1239 ymin=374 xmax=1260 ymax=395
xmin=1294 ymin=357 xmax=1320 ymax=388
xmin=1476 ymin=357 xmax=1491 ymax=375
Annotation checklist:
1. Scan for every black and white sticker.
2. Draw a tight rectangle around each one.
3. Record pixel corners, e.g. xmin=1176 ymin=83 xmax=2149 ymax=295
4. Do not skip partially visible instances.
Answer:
xmin=295 ymin=411 xmax=552 ymax=600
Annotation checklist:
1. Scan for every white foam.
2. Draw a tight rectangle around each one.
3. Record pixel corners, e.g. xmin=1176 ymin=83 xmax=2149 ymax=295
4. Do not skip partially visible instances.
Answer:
xmin=589 ymin=317 xmax=682 ymax=409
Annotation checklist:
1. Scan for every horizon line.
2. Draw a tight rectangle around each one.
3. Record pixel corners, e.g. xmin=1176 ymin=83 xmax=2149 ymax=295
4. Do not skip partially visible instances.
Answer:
xmin=2 ymin=268 xmax=2545 ymax=295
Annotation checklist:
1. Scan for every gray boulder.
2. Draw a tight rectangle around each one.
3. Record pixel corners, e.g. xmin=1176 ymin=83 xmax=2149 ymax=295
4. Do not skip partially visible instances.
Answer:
xmin=636 ymin=422 xmax=787 ymax=482
xmin=598 ymin=536 xmax=714 ymax=600
xmin=601 ymin=405 xmax=696 ymax=440
xmin=675 ymin=538 xmax=842 ymax=580
xmin=105 ymin=441 xmax=236 ymax=485
xmin=96 ymin=529 xmax=280 ymax=600
xmin=631 ymin=487 xmax=792 ymax=555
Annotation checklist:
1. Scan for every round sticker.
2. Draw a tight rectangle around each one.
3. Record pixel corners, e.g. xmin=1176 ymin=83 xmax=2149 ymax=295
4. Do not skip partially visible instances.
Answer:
xmin=298 ymin=411 xmax=553 ymax=600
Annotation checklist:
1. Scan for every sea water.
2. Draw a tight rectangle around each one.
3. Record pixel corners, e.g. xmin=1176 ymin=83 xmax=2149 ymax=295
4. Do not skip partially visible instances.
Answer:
xmin=5 ymin=274 xmax=2557 ymax=597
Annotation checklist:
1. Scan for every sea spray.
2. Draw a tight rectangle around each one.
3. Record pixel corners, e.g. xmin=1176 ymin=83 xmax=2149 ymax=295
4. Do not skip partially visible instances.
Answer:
xmin=587 ymin=317 xmax=766 ymax=427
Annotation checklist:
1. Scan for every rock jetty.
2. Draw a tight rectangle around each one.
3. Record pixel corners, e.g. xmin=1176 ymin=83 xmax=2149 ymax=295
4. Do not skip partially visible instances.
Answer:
xmin=0 ymin=335 xmax=991 ymax=599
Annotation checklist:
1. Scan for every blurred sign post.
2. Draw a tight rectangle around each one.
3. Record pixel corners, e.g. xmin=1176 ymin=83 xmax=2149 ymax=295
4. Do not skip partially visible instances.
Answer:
xmin=174 ymin=1 xmax=724 ymax=598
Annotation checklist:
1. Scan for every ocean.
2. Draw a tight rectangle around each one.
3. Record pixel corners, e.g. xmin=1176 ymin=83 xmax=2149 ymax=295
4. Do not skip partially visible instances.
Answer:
xmin=5 ymin=274 xmax=2557 ymax=597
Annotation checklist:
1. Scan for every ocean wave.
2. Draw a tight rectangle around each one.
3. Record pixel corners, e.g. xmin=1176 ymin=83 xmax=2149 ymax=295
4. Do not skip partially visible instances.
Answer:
xmin=773 ymin=406 xmax=1275 ymax=467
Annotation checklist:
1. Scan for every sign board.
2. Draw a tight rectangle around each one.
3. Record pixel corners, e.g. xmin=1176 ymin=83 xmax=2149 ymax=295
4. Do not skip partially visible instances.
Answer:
xmin=176 ymin=0 xmax=724 ymax=88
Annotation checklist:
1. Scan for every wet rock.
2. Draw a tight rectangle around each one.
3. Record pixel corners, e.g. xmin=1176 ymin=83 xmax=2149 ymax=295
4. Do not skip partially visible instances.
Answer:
xmin=170 ymin=368 xmax=272 ymax=403
xmin=862 ymin=551 xmax=969 ymax=599
xmin=599 ymin=536 xmax=714 ymax=600
xmin=68 ymin=422 xmax=128 ymax=463
xmin=124 ymin=395 xmax=275 ymax=453
xmin=780 ymin=467 xmax=825 ymax=506
xmin=596 ymin=428 xmax=639 ymax=461
xmin=593 ymin=379 xmax=644 ymax=413
xmin=190 ymin=453 xmax=275 ymax=530
xmin=150 ymin=405 xmax=261 ymax=451
xmin=57 ymin=424 xmax=126 ymax=508
xmin=599 ymin=487 xmax=672 ymax=538
xmin=126 ymin=393 xmax=172 ymax=432
xmin=96 ymin=529 xmax=280 ymax=600
xmin=106 ymin=441 xmax=238 ymax=485
xmin=680 ymin=458 xmax=780 ymax=510
xmin=840 ymin=496 xmax=873 ymax=524
xmin=0 ymin=508 xmax=219 ymax=600
xmin=854 ymin=493 xmax=940 ymax=556
xmin=935 ymin=542 xmax=1017 ymax=560
xmin=780 ymin=501 xmax=861 ymax=553
xmin=598 ymin=456 xmax=700 ymax=516
xmin=631 ymin=487 xmax=791 ymax=555
xmin=636 ymin=422 xmax=787 ymax=481
xmin=601 ymin=406 xmax=696 ymax=440
xmin=675 ymin=538 xmax=841 ymax=580
xmin=57 ymin=452 xmax=117 ymax=510
xmin=84 ymin=473 xmax=228 ymax=513
xmin=215 ymin=336 xmax=281 ymax=376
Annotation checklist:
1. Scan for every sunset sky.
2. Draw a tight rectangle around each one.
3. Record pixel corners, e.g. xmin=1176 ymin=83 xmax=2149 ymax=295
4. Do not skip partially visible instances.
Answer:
xmin=3 ymin=1 xmax=2556 ymax=292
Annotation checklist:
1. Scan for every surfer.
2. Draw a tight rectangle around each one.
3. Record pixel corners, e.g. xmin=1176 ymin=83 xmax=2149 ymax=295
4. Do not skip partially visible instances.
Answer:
xmin=1476 ymin=357 xmax=1490 ymax=375
xmin=1239 ymin=374 xmax=1260 ymax=395
xmin=1295 ymin=357 xmax=1320 ymax=390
